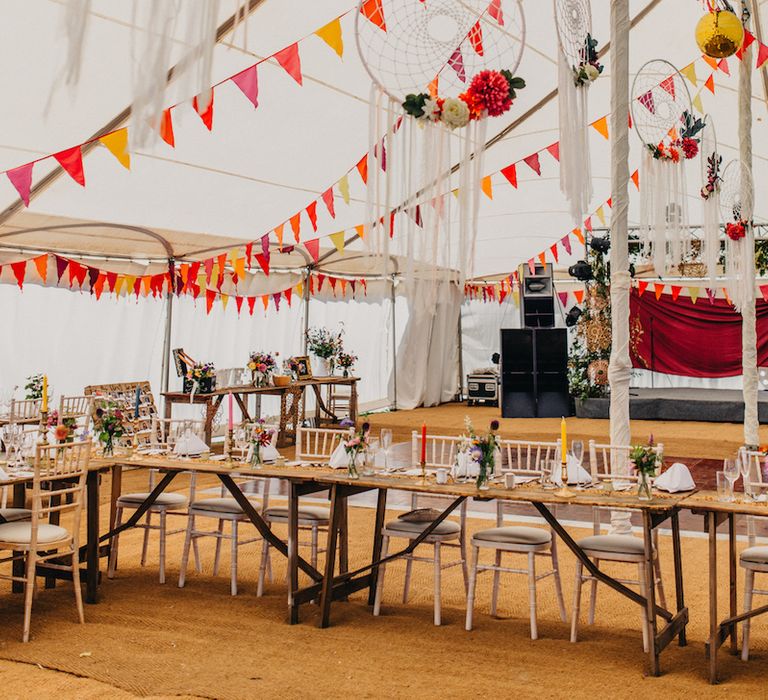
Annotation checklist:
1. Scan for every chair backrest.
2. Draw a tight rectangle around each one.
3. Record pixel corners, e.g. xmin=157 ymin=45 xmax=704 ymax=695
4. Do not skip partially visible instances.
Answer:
xmin=741 ymin=450 xmax=766 ymax=546
xmin=588 ymin=440 xmax=664 ymax=482
xmin=150 ymin=417 xmax=207 ymax=450
xmin=232 ymin=421 xmax=280 ymax=459
xmin=59 ymin=395 xmax=94 ymax=433
xmin=30 ymin=442 xmax=91 ymax=545
xmin=410 ymin=432 xmax=464 ymax=469
xmin=2 ymin=422 xmax=42 ymax=465
xmin=296 ymin=427 xmax=349 ymax=462
xmin=497 ymin=437 xmax=560 ymax=477
xmin=9 ymin=398 xmax=41 ymax=422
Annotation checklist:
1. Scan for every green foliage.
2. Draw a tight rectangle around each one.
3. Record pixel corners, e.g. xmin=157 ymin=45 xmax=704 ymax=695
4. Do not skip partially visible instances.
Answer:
xmin=24 ymin=374 xmax=43 ymax=400
xmin=500 ymin=70 xmax=526 ymax=99
xmin=402 ymin=93 xmax=428 ymax=118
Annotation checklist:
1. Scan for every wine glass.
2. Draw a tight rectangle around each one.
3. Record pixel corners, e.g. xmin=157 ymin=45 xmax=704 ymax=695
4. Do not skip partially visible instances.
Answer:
xmin=739 ymin=449 xmax=753 ymax=501
xmin=571 ymin=440 xmax=585 ymax=490
xmin=542 ymin=459 xmax=559 ymax=490
xmin=381 ymin=428 xmax=393 ymax=471
xmin=723 ymin=458 xmax=739 ymax=502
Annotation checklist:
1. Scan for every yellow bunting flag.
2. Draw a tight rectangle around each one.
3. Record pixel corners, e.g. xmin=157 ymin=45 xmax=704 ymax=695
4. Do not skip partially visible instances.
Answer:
xmin=689 ymin=287 xmax=699 ymax=304
xmin=355 ymin=224 xmax=365 ymax=240
xmin=591 ymin=116 xmax=609 ymax=140
xmin=114 ymin=276 xmax=125 ymax=297
xmin=338 ymin=174 xmax=350 ymax=205
xmin=229 ymin=248 xmax=240 ymax=267
xmin=221 ymin=294 xmax=229 ymax=311
xmin=329 ymin=231 xmax=346 ymax=253
xmin=314 ymin=17 xmax=344 ymax=57
xmin=451 ymin=188 xmax=460 ymax=199
xmin=511 ymin=288 xmax=520 ymax=307
xmin=481 ymin=175 xmax=493 ymax=199
xmin=124 ymin=276 xmax=136 ymax=296
xmin=99 ymin=128 xmax=131 ymax=169
xmin=680 ymin=62 xmax=698 ymax=87
xmin=295 ymin=281 xmax=304 ymax=298
xmin=692 ymin=92 xmax=704 ymax=114
xmin=595 ymin=206 xmax=605 ymax=225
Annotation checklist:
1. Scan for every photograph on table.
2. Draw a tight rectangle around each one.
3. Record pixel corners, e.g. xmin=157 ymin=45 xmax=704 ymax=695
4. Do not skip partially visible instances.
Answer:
xmin=292 ymin=355 xmax=312 ymax=381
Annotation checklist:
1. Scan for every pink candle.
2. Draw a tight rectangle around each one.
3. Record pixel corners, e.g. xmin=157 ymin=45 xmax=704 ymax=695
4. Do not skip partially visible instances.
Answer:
xmin=421 ymin=423 xmax=427 ymax=464
xmin=228 ymin=393 xmax=234 ymax=430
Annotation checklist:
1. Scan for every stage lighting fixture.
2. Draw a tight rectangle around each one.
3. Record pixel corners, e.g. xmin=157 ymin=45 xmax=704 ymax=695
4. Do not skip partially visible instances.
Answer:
xmin=565 ymin=306 xmax=583 ymax=327
xmin=568 ymin=260 xmax=593 ymax=281
xmin=589 ymin=236 xmax=610 ymax=254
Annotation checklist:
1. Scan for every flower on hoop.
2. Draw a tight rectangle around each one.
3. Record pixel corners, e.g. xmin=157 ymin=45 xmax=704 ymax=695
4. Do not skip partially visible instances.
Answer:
xmin=725 ymin=219 xmax=748 ymax=241
xmin=700 ymin=153 xmax=722 ymax=200
xmin=572 ymin=34 xmax=603 ymax=87
xmin=647 ymin=111 xmax=705 ymax=162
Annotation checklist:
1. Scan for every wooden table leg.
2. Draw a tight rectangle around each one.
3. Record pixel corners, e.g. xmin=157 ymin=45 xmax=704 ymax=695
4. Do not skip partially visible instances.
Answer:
xmin=671 ymin=510 xmax=687 ymax=647
xmin=11 ymin=483 xmax=25 ymax=593
xmin=319 ymin=485 xmax=342 ymax=629
xmin=350 ymin=381 xmax=358 ymax=423
xmin=85 ymin=469 xmax=100 ymax=604
xmin=728 ymin=512 xmax=738 ymax=654
xmin=164 ymin=396 xmax=172 ymax=422
xmin=109 ymin=465 xmax=122 ymax=532
xmin=708 ymin=511 xmax=719 ymax=684
xmin=642 ymin=511 xmax=660 ymax=676
xmin=338 ymin=496 xmax=349 ymax=602
xmin=368 ymin=489 xmax=387 ymax=605
xmin=288 ymin=481 xmax=300 ymax=625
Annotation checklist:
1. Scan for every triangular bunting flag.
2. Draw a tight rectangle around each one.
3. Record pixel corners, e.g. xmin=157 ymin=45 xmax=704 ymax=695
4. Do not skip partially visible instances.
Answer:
xmin=99 ymin=128 xmax=131 ymax=169
xmin=360 ymin=0 xmax=387 ymax=31
xmin=305 ymin=238 xmax=320 ymax=262
xmin=630 ymin=170 xmax=639 ymax=190
xmin=573 ymin=289 xmax=584 ymax=304
xmin=488 ymin=0 xmax=504 ymax=25
xmin=106 ymin=271 xmax=117 ymax=293
xmin=500 ymin=163 xmax=517 ymax=188
xmin=33 ymin=254 xmax=47 ymax=283
xmin=356 ymin=156 xmax=368 ymax=184
xmin=659 ymin=76 xmax=676 ymax=98
xmin=192 ymin=90 xmax=214 ymax=130
xmin=638 ymin=90 xmax=656 ymax=113
xmin=11 ymin=260 xmax=26 ymax=289
xmin=549 ymin=244 xmax=559 ymax=263
xmin=558 ymin=291 xmax=569 ymax=307
xmin=481 ymin=175 xmax=493 ymax=199
xmin=572 ymin=228 xmax=585 ymax=244
xmin=272 ymin=292 xmax=281 ymax=311
xmin=680 ymin=62 xmax=698 ymax=87
xmin=254 ymin=253 xmax=270 ymax=276
xmin=235 ymin=296 xmax=244 ymax=315
xmin=220 ymin=294 xmax=229 ymax=311
xmin=704 ymin=74 xmax=715 ymax=94
xmin=761 ymin=285 xmax=768 ymax=303
xmin=671 ymin=285 xmax=682 ymax=301
xmin=205 ymin=290 xmax=215 ymax=314
xmin=274 ymin=43 xmax=303 ymax=85
xmin=447 ymin=47 xmax=466 ymax=82
xmin=114 ymin=275 xmax=125 ymax=297
xmin=158 ymin=108 xmax=175 ymax=147
xmin=757 ymin=42 xmax=768 ymax=70
xmin=717 ymin=58 xmax=730 ymax=76
xmin=546 ymin=142 xmax=560 ymax=161
xmin=284 ymin=287 xmax=293 ymax=306
xmin=261 ymin=295 xmax=269 ymax=312
xmin=702 ymin=55 xmax=718 ymax=70
xmin=306 ymin=201 xmax=318 ymax=231
xmin=591 ymin=116 xmax=609 ymax=140
xmin=595 ymin=206 xmax=605 ymax=225
xmin=338 ymin=174 xmax=350 ymax=204
xmin=560 ymin=235 xmax=572 ymax=255
xmin=231 ymin=64 xmax=259 ymax=108
xmin=706 ymin=287 xmax=716 ymax=304
xmin=6 ymin=163 xmax=33 ymax=206
xmin=314 ymin=17 xmax=344 ymax=57
xmin=93 ymin=273 xmax=106 ymax=300
xmin=654 ymin=283 xmax=664 ymax=300
xmin=355 ymin=224 xmax=365 ymax=240
xmin=329 ymin=231 xmax=346 ymax=253
xmin=290 ymin=212 xmax=301 ymax=242
xmin=247 ymin=296 xmax=256 ymax=315
xmin=637 ymin=280 xmax=648 ymax=295
xmin=53 ymin=146 xmax=85 ymax=186
xmin=274 ymin=224 xmax=284 ymax=247
xmin=692 ymin=92 xmax=704 ymax=114
xmin=321 ymin=188 xmax=336 ymax=218
xmin=523 ymin=153 xmax=541 ymax=176
xmin=527 ymin=259 xmax=536 ymax=275
xmin=538 ymin=252 xmax=546 ymax=267
xmin=468 ymin=21 xmax=484 ymax=56
xmin=584 ymin=217 xmax=592 ymax=232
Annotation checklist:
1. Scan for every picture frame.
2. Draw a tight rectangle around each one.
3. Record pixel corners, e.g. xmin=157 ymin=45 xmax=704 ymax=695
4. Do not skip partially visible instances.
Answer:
xmin=293 ymin=355 xmax=312 ymax=380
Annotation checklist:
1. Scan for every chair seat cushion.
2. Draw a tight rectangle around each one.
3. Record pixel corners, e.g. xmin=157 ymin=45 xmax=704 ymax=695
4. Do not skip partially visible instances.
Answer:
xmin=0 ymin=522 xmax=69 ymax=544
xmin=0 ymin=508 xmax=32 ymax=523
xmin=398 ymin=508 xmax=442 ymax=523
xmin=265 ymin=505 xmax=330 ymax=521
xmin=117 ymin=492 xmax=187 ymax=508
xmin=741 ymin=545 xmax=768 ymax=564
xmin=577 ymin=534 xmax=645 ymax=555
xmin=385 ymin=518 xmax=460 ymax=536
xmin=191 ymin=496 xmax=260 ymax=514
xmin=474 ymin=526 xmax=551 ymax=546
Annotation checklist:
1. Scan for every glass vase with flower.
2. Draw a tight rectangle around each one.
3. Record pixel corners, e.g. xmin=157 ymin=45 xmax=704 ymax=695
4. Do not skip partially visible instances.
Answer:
xmin=248 ymin=419 xmax=275 ymax=468
xmin=343 ymin=422 xmax=370 ymax=480
xmin=629 ymin=437 xmax=662 ymax=501
xmin=337 ymin=351 xmax=358 ymax=378
xmin=93 ymin=401 xmax=125 ymax=456
xmin=463 ymin=418 xmax=500 ymax=490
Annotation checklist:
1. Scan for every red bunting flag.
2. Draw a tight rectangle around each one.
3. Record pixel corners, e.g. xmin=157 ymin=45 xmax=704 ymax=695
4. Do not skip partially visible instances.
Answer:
xmin=11 ymin=260 xmax=26 ymax=289
xmin=761 ymin=285 xmax=768 ymax=303
xmin=106 ymin=271 xmax=118 ymax=292
xmin=235 ymin=296 xmax=244 ymax=315
xmin=488 ymin=0 xmax=504 ymax=25
xmin=573 ymin=289 xmax=584 ymax=304
xmin=205 ymin=290 xmax=215 ymax=314
xmin=638 ymin=90 xmax=655 ymax=113
xmin=7 ymin=163 xmax=33 ymax=206
xmin=290 ymin=213 xmax=301 ymax=242
xmin=306 ymin=201 xmax=318 ymax=231
xmin=53 ymin=146 xmax=85 ymax=186
xmin=546 ymin=142 xmax=560 ymax=161
xmin=757 ymin=41 xmax=768 ymax=69
xmin=273 ymin=292 xmax=281 ymax=311
xmin=630 ymin=170 xmax=639 ymax=190
xmin=468 ymin=22 xmax=484 ymax=56
xmin=659 ymin=76 xmax=676 ymax=98
xmin=500 ymin=163 xmax=517 ymax=188
xmin=671 ymin=285 xmax=682 ymax=301
xmin=447 ymin=47 xmax=466 ymax=82
xmin=637 ymin=280 xmax=648 ymax=295
xmin=360 ymin=0 xmax=387 ymax=31
xmin=93 ymin=273 xmax=106 ymax=300
xmin=274 ymin=43 xmax=303 ymax=85
xmin=159 ymin=108 xmax=175 ymax=147
xmin=247 ymin=296 xmax=256 ymax=315
xmin=254 ymin=253 xmax=270 ymax=276
xmin=549 ymin=244 xmax=559 ymax=262
xmin=192 ymin=90 xmax=214 ymax=130
xmin=704 ymin=74 xmax=715 ymax=94
xmin=231 ymin=64 xmax=259 ymax=107
xmin=523 ymin=153 xmax=541 ymax=176
xmin=284 ymin=287 xmax=293 ymax=306
xmin=356 ymin=155 xmax=368 ymax=184
xmin=304 ymin=238 xmax=320 ymax=262
xmin=321 ymin=188 xmax=335 ymax=218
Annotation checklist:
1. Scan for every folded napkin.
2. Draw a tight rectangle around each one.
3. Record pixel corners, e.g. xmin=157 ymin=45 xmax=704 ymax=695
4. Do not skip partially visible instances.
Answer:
xmin=329 ymin=441 xmax=363 ymax=469
xmin=551 ymin=454 xmax=592 ymax=485
xmin=173 ymin=432 xmax=209 ymax=456
xmin=246 ymin=443 xmax=281 ymax=463
xmin=0 ymin=466 xmax=9 ymax=481
xmin=452 ymin=452 xmax=480 ymax=479
xmin=654 ymin=462 xmax=695 ymax=493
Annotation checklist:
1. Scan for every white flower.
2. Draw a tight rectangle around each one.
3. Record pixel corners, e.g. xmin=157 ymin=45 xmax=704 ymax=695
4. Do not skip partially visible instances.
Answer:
xmin=440 ymin=97 xmax=470 ymax=130
xmin=585 ymin=64 xmax=600 ymax=81
xmin=421 ymin=97 xmax=441 ymax=122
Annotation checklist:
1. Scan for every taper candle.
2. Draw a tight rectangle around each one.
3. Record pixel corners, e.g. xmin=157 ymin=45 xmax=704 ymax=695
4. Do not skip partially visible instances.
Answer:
xmin=561 ymin=417 xmax=567 ymax=465
xmin=228 ymin=392 xmax=234 ymax=431
xmin=421 ymin=423 xmax=427 ymax=464
xmin=42 ymin=375 xmax=48 ymax=413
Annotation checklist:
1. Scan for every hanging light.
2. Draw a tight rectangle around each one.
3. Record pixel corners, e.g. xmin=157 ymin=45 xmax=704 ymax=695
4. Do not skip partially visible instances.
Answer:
xmin=695 ymin=9 xmax=744 ymax=59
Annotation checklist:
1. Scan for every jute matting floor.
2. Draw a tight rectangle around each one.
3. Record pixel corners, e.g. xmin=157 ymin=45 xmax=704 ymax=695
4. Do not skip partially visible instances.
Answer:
xmin=365 ymin=404 xmax=767 ymax=460
xmin=0 ymin=469 xmax=767 ymax=699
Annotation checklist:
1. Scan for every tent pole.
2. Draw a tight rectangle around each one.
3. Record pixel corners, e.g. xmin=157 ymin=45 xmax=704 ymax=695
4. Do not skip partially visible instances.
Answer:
xmin=302 ymin=266 xmax=311 ymax=355
xmin=457 ymin=302 xmax=465 ymax=402
xmin=741 ymin=0 xmax=759 ymax=448
xmin=607 ymin=0 xmax=633 ymax=535
xmin=160 ymin=259 xmax=175 ymax=412
xmin=391 ymin=275 xmax=398 ymax=412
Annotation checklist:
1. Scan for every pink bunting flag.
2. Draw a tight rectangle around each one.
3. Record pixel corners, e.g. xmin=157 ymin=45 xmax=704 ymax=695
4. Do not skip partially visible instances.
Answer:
xmin=638 ymin=90 xmax=655 ymax=114
xmin=261 ymin=234 xmax=270 ymax=259
xmin=53 ymin=146 xmax=85 ymax=186
xmin=488 ymin=0 xmax=504 ymax=26
xmin=558 ymin=291 xmax=569 ymax=308
xmin=659 ymin=76 xmax=676 ymax=98
xmin=231 ymin=65 xmax=259 ymax=108
xmin=523 ymin=153 xmax=541 ymax=176
xmin=321 ymin=188 xmax=336 ymax=218
xmin=706 ymin=287 xmax=716 ymax=304
xmin=560 ymin=235 xmax=572 ymax=255
xmin=468 ymin=22 xmax=484 ymax=56
xmin=6 ymin=163 xmax=33 ymax=206
xmin=546 ymin=142 xmax=560 ymax=162
xmin=527 ymin=259 xmax=535 ymax=275
xmin=272 ymin=292 xmax=281 ymax=310
xmin=275 ymin=43 xmax=303 ymax=85
xmin=447 ymin=48 xmax=466 ymax=82
xmin=304 ymin=238 xmax=320 ymax=262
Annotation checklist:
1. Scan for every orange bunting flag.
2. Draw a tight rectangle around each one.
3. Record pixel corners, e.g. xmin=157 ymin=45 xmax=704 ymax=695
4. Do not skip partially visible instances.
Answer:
xmin=314 ymin=17 xmax=344 ymax=57
xmin=572 ymin=228 xmax=585 ymax=244
xmin=355 ymin=224 xmax=365 ymax=240
xmin=290 ymin=213 xmax=301 ymax=242
xmin=500 ymin=163 xmax=517 ymax=188
xmin=654 ymin=283 xmax=665 ymax=300
xmin=360 ymin=0 xmax=387 ymax=31
xmin=356 ymin=155 xmax=368 ymax=184
xmin=481 ymin=175 xmax=493 ymax=199
xmin=159 ymin=108 xmax=175 ymax=146
xmin=205 ymin=290 xmax=215 ymax=314
xmin=261 ymin=295 xmax=269 ymax=312
xmin=538 ymin=251 xmax=546 ymax=267
xmin=99 ymin=128 xmax=131 ymax=169
xmin=233 ymin=257 xmax=246 ymax=280
xmin=630 ymin=170 xmax=639 ymax=190
xmin=193 ymin=90 xmax=214 ymax=130
xmin=428 ymin=75 xmax=439 ymax=98
xmin=274 ymin=223 xmax=284 ymax=247
xmin=33 ymin=254 xmax=48 ymax=283
xmin=54 ymin=146 xmax=85 ymax=186
xmin=704 ymin=74 xmax=715 ymax=94
xmin=591 ymin=116 xmax=609 ymax=140
xmin=573 ymin=289 xmax=584 ymax=304
xmin=274 ymin=43 xmax=303 ymax=85
xmin=702 ymin=54 xmax=718 ymax=70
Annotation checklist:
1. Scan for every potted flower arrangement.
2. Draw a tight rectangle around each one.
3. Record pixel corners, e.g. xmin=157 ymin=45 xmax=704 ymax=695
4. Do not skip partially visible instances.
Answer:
xmin=184 ymin=362 xmax=216 ymax=394
xmin=93 ymin=401 xmax=125 ymax=456
xmin=247 ymin=351 xmax=278 ymax=387
xmin=343 ymin=421 xmax=370 ymax=480
xmin=336 ymin=351 xmax=358 ymax=378
xmin=47 ymin=410 xmax=76 ymax=443
xmin=629 ymin=436 xmax=662 ymax=501
xmin=248 ymin=419 xmax=275 ymax=468
xmin=463 ymin=418 xmax=500 ymax=490
xmin=306 ymin=326 xmax=344 ymax=376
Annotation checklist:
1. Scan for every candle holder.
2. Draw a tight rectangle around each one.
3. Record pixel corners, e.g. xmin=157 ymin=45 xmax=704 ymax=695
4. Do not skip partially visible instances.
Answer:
xmin=419 ymin=459 xmax=428 ymax=484
xmin=555 ymin=461 xmax=575 ymax=499
xmin=225 ymin=428 xmax=234 ymax=464
xmin=38 ymin=410 xmax=49 ymax=446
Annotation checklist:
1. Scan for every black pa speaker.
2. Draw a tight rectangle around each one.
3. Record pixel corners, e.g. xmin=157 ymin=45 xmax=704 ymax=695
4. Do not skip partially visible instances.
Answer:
xmin=520 ymin=263 xmax=555 ymax=328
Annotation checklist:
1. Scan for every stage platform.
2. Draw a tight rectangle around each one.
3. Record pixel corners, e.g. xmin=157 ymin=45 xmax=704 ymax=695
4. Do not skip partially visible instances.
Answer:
xmin=576 ymin=387 xmax=768 ymax=423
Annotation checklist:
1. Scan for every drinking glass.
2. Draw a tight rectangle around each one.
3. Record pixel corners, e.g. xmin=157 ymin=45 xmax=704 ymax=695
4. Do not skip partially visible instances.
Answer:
xmin=716 ymin=471 xmax=733 ymax=502
xmin=571 ymin=440 xmax=585 ymax=490
xmin=739 ymin=449 xmax=753 ymax=501
xmin=542 ymin=459 xmax=559 ymax=490
xmin=723 ymin=458 xmax=739 ymax=500
xmin=380 ymin=429 xmax=393 ymax=471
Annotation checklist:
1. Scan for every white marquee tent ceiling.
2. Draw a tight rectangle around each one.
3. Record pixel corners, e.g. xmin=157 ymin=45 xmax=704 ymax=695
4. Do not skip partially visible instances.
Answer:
xmin=1 ymin=0 xmax=768 ymax=281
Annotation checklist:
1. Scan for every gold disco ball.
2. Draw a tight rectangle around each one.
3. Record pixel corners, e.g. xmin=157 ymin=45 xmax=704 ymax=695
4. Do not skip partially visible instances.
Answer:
xmin=695 ymin=10 xmax=744 ymax=59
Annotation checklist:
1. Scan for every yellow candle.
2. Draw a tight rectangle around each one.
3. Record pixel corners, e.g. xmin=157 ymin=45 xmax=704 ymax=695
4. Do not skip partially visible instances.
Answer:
xmin=560 ymin=416 xmax=567 ymax=464
xmin=42 ymin=375 xmax=48 ymax=413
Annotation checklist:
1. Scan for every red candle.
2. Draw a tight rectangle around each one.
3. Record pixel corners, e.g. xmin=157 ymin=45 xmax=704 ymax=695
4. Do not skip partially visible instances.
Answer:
xmin=421 ymin=423 xmax=427 ymax=464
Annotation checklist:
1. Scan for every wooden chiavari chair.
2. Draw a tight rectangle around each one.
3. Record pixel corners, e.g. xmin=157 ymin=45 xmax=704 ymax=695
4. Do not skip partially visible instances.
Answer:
xmin=58 ymin=395 xmax=94 ymax=436
xmin=9 ymin=398 xmax=42 ymax=424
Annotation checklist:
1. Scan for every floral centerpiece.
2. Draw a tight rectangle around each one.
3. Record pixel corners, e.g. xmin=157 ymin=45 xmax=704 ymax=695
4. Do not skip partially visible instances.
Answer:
xmin=93 ymin=401 xmax=125 ymax=456
xmin=336 ymin=351 xmax=358 ymax=378
xmin=185 ymin=362 xmax=215 ymax=394
xmin=647 ymin=110 xmax=705 ymax=162
xmin=629 ymin=435 xmax=662 ymax=500
xmin=402 ymin=69 xmax=525 ymax=129
xmin=572 ymin=34 xmax=603 ymax=87
xmin=343 ymin=421 xmax=370 ymax=480
xmin=47 ymin=409 xmax=76 ymax=443
xmin=248 ymin=351 xmax=278 ymax=387
xmin=306 ymin=326 xmax=344 ymax=375
xmin=462 ymin=417 xmax=500 ymax=490
xmin=248 ymin=419 xmax=275 ymax=467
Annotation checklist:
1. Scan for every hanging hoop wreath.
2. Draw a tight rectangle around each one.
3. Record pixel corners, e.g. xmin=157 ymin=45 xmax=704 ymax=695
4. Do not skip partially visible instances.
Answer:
xmin=720 ymin=159 xmax=754 ymax=311
xmin=355 ymin=0 xmax=526 ymax=128
xmin=554 ymin=0 xmax=603 ymax=86
xmin=699 ymin=115 xmax=722 ymax=282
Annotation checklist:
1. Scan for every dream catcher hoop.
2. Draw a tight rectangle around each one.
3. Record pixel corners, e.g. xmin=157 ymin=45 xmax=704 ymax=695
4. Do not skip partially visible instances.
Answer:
xmin=554 ymin=0 xmax=600 ymax=224
xmin=699 ymin=115 xmax=722 ymax=284
xmin=632 ymin=60 xmax=700 ymax=276
xmin=355 ymin=0 xmax=526 ymax=307
xmin=720 ymin=159 xmax=755 ymax=311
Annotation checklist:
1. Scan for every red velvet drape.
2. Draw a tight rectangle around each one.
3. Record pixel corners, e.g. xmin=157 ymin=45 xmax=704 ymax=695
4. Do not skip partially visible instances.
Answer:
xmin=629 ymin=290 xmax=768 ymax=377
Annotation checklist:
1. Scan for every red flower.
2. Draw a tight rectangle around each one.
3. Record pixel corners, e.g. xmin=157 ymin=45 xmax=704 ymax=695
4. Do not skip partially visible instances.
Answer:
xmin=466 ymin=70 xmax=512 ymax=117
xmin=458 ymin=91 xmax=484 ymax=120
xmin=680 ymin=137 xmax=699 ymax=159
xmin=668 ymin=146 xmax=680 ymax=163
xmin=726 ymin=221 xmax=746 ymax=241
